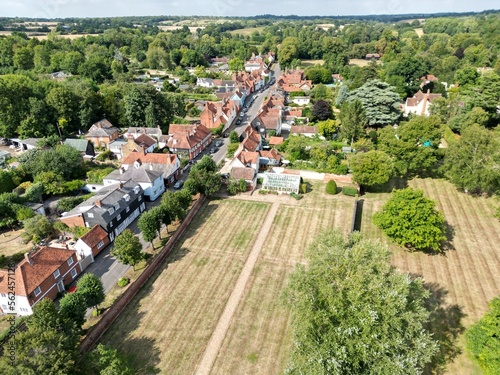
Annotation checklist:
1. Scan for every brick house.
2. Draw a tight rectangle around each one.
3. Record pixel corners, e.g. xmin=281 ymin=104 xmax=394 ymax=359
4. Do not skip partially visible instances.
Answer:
xmin=75 ymin=224 xmax=110 ymax=262
xmin=165 ymin=124 xmax=212 ymax=160
xmin=0 ymin=247 xmax=81 ymax=316
xmin=200 ymin=98 xmax=239 ymax=130
xmin=85 ymin=119 xmax=120 ymax=149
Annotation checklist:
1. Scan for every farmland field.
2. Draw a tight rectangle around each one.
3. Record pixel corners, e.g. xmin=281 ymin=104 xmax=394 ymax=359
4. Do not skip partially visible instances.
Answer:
xmin=229 ymin=26 xmax=266 ymax=36
xmin=301 ymin=59 xmax=325 ymax=67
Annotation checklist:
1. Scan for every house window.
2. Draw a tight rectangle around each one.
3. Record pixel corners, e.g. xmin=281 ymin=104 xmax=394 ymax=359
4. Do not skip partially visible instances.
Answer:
xmin=1 ymin=293 xmax=6 ymax=298
xmin=67 ymin=257 xmax=74 ymax=266
xmin=85 ymin=222 xmax=90 ymax=228
xmin=20 ymin=307 xmax=28 ymax=312
xmin=34 ymin=286 xmax=41 ymax=297
xmin=126 ymin=206 xmax=130 ymax=213
xmin=87 ymin=213 xmax=94 ymax=218
xmin=97 ymin=240 xmax=104 ymax=249
xmin=138 ymin=195 xmax=142 ymax=201
xmin=53 ymin=269 xmax=60 ymax=279
xmin=117 ymin=214 xmax=121 ymax=221
xmin=71 ymin=268 xmax=77 ymax=279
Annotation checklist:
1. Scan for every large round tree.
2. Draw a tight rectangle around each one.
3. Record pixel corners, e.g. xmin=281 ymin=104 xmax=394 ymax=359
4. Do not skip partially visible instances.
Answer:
xmin=284 ymin=231 xmax=438 ymax=374
xmin=349 ymin=150 xmax=394 ymax=188
xmin=373 ymin=188 xmax=446 ymax=252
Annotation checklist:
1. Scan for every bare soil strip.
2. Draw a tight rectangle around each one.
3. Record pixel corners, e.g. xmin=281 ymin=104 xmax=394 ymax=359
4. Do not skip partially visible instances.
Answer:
xmin=195 ymin=202 xmax=281 ymax=375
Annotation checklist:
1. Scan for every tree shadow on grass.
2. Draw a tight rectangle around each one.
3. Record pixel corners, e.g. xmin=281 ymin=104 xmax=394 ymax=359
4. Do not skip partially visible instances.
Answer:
xmin=442 ymin=222 xmax=456 ymax=253
xmin=420 ymin=281 xmax=466 ymax=375
xmin=362 ymin=177 xmax=409 ymax=194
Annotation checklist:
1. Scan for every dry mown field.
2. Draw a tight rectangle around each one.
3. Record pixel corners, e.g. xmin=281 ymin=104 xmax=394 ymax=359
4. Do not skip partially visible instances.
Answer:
xmin=100 ymin=200 xmax=271 ymax=374
xmin=211 ymin=183 xmax=354 ymax=374
xmin=361 ymin=178 xmax=500 ymax=374
xmin=229 ymin=27 xmax=266 ymax=36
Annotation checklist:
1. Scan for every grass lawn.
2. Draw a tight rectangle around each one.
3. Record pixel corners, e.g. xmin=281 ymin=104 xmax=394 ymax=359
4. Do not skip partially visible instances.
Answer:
xmin=0 ymin=228 xmax=31 ymax=258
xmin=229 ymin=27 xmax=266 ymax=36
xmin=301 ymin=59 xmax=325 ymax=67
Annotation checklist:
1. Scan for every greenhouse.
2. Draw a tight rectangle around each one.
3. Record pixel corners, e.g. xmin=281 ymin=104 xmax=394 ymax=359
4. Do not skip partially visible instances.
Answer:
xmin=261 ymin=173 xmax=301 ymax=194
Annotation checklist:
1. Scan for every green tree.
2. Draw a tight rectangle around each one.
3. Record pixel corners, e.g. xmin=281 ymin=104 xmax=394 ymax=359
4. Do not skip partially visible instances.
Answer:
xmin=227 ymin=178 xmax=248 ymax=195
xmin=317 ymin=119 xmax=339 ymax=139
xmin=112 ymin=229 xmax=143 ymax=270
xmin=13 ymin=46 xmax=34 ymax=70
xmin=454 ymin=67 xmax=480 ymax=87
xmin=84 ymin=344 xmax=134 ymax=375
xmin=138 ymin=207 xmax=162 ymax=247
xmin=59 ymin=292 xmax=87 ymax=329
xmin=443 ymin=124 xmax=500 ymax=195
xmin=0 ymin=299 xmax=79 ymax=374
xmin=22 ymin=215 xmax=53 ymax=244
xmin=229 ymin=130 xmax=239 ymax=143
xmin=335 ymin=85 xmax=349 ymax=107
xmin=373 ymin=188 xmax=446 ymax=252
xmin=0 ymin=170 xmax=16 ymax=194
xmin=228 ymin=57 xmax=244 ymax=72
xmin=76 ymin=273 xmax=105 ymax=311
xmin=349 ymin=150 xmax=394 ymax=188
xmin=283 ymin=230 xmax=438 ymax=374
xmin=278 ymin=37 xmax=299 ymax=67
xmin=466 ymin=297 xmax=500 ymax=374
xmin=339 ymin=99 xmax=366 ymax=144
xmin=347 ymin=79 xmax=401 ymax=127
xmin=377 ymin=116 xmax=443 ymax=177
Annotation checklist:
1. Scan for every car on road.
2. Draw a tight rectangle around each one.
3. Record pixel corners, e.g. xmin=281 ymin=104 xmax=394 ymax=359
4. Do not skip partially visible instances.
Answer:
xmin=236 ymin=119 xmax=241 ymax=125
xmin=173 ymin=180 xmax=184 ymax=189
xmin=215 ymin=140 xmax=223 ymax=147
xmin=209 ymin=147 xmax=218 ymax=154
xmin=239 ymin=112 xmax=244 ymax=117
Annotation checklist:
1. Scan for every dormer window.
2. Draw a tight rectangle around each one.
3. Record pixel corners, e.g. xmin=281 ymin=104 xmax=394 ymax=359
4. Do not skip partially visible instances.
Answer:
xmin=108 ymin=207 xmax=114 ymax=215
xmin=123 ymin=194 xmax=130 ymax=202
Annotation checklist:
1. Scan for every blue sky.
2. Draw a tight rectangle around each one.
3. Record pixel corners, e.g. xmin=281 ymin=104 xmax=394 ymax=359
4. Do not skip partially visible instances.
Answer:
xmin=1 ymin=0 xmax=497 ymax=18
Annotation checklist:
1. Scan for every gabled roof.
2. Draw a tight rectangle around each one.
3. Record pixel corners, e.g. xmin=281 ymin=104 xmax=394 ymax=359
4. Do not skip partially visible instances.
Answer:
xmin=269 ymin=136 xmax=284 ymax=145
xmin=166 ymin=124 xmax=212 ymax=150
xmin=63 ymin=138 xmax=91 ymax=152
xmin=258 ymin=113 xmax=280 ymax=130
xmin=79 ymin=225 xmax=108 ymax=250
xmin=241 ymin=126 xmax=261 ymax=152
xmin=126 ymin=127 xmax=162 ymax=138
xmin=259 ymin=148 xmax=282 ymax=161
xmin=0 ymin=247 xmax=75 ymax=297
xmin=107 ymin=167 xmax=163 ymax=184
xmin=122 ymin=151 xmax=179 ymax=166
xmin=134 ymin=134 xmax=157 ymax=149
xmin=237 ymin=151 xmax=259 ymax=165
xmin=230 ymin=167 xmax=255 ymax=181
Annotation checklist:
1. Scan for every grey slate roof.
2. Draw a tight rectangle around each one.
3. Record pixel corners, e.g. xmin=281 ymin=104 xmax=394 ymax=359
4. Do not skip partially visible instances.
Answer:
xmin=105 ymin=167 xmax=163 ymax=184
xmin=63 ymin=139 xmax=90 ymax=152
xmin=62 ymin=180 xmax=143 ymax=222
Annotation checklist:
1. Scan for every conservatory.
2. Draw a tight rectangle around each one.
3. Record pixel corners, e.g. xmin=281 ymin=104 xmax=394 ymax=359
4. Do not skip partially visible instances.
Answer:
xmin=261 ymin=173 xmax=301 ymax=194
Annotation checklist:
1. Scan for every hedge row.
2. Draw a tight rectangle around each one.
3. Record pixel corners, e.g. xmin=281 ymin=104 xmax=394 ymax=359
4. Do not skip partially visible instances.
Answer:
xmin=342 ymin=187 xmax=358 ymax=197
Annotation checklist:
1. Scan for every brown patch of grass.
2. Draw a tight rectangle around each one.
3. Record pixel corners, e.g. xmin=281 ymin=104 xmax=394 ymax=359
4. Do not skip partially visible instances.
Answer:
xmin=229 ymin=27 xmax=265 ymax=36
xmin=301 ymin=59 xmax=325 ymax=67
xmin=0 ymin=228 xmax=31 ymax=258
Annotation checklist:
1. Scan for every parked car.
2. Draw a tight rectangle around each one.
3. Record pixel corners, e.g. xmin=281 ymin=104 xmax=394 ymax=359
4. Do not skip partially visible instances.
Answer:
xmin=173 ymin=180 xmax=184 ymax=189
xmin=239 ymin=112 xmax=245 ymax=117
xmin=236 ymin=119 xmax=241 ymax=125
xmin=215 ymin=140 xmax=223 ymax=147
xmin=209 ymin=147 xmax=218 ymax=154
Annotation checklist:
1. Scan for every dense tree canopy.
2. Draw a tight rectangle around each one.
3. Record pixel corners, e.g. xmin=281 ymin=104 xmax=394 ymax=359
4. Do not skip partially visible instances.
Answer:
xmin=347 ymin=80 xmax=402 ymax=127
xmin=349 ymin=150 xmax=394 ymax=187
xmin=283 ymin=230 xmax=438 ymax=374
xmin=112 ymin=229 xmax=143 ymax=270
xmin=466 ymin=297 xmax=500 ymax=374
xmin=373 ymin=188 xmax=446 ymax=252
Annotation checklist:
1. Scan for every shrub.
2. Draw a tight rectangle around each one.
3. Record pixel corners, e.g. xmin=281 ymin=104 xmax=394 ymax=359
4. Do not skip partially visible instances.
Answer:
xmin=332 ymin=163 xmax=349 ymax=175
xmin=342 ymin=187 xmax=358 ymax=197
xmin=325 ymin=180 xmax=337 ymax=194
xmin=96 ymin=150 xmax=112 ymax=162
xmin=226 ymin=143 xmax=239 ymax=158
xmin=290 ymin=193 xmax=303 ymax=200
xmin=227 ymin=178 xmax=247 ymax=195
xmin=118 ymin=278 xmax=130 ymax=287
xmin=300 ymin=183 xmax=308 ymax=194
xmin=92 ymin=308 xmax=101 ymax=317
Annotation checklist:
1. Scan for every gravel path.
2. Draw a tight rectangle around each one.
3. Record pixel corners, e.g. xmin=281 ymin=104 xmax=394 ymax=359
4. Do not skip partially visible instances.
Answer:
xmin=195 ymin=202 xmax=280 ymax=375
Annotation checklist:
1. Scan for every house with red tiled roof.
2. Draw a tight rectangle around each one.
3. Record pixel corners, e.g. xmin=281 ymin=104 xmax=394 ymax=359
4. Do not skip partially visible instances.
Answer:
xmin=75 ymin=225 xmax=110 ymax=263
xmin=241 ymin=126 xmax=262 ymax=152
xmin=255 ymin=110 xmax=282 ymax=135
xmin=269 ymin=136 xmax=284 ymax=146
xmin=200 ymin=98 xmax=239 ymax=130
xmin=259 ymin=148 xmax=282 ymax=168
xmin=0 ymin=247 xmax=81 ymax=316
xmin=403 ymin=89 xmax=442 ymax=117
xmin=277 ymin=70 xmax=313 ymax=92
xmin=165 ymin=123 xmax=212 ymax=161
xmin=420 ymin=74 xmax=439 ymax=88
xmin=121 ymin=151 xmax=181 ymax=186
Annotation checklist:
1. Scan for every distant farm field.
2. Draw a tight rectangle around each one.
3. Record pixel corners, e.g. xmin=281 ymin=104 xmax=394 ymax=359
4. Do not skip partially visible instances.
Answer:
xmin=229 ymin=27 xmax=266 ymax=36
xmin=301 ymin=59 xmax=325 ymax=67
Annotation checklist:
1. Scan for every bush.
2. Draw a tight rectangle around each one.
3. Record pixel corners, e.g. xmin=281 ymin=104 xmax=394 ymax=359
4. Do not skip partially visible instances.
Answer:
xmin=290 ymin=193 xmax=303 ymax=200
xmin=96 ymin=150 xmax=113 ymax=162
xmin=226 ymin=143 xmax=239 ymax=158
xmin=342 ymin=187 xmax=358 ymax=197
xmin=299 ymin=183 xmax=307 ymax=194
xmin=332 ymin=163 xmax=349 ymax=175
xmin=325 ymin=180 xmax=337 ymax=194
xmin=227 ymin=178 xmax=247 ymax=195
xmin=117 ymin=278 xmax=130 ymax=287
xmin=211 ymin=124 xmax=224 ymax=136
xmin=229 ymin=131 xmax=239 ymax=144
xmin=92 ymin=308 xmax=101 ymax=317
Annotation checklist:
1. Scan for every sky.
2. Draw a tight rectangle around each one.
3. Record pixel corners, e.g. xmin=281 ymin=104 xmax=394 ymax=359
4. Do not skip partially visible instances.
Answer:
xmin=1 ymin=0 xmax=497 ymax=19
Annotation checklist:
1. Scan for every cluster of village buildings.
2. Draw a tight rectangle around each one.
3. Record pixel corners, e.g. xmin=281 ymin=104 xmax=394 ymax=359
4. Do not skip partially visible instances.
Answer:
xmin=0 ymin=51 xmax=447 ymax=316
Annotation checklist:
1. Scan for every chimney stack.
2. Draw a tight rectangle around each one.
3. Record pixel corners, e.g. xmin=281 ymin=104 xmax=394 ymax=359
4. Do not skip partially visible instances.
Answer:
xmin=24 ymin=252 xmax=34 ymax=266
xmin=95 ymin=200 xmax=102 ymax=208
